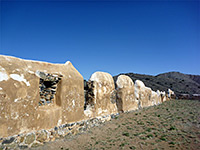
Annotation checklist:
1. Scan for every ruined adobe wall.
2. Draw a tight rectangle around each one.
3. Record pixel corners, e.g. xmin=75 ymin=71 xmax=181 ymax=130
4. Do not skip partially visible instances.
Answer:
xmin=84 ymin=73 xmax=171 ymax=114
xmin=115 ymin=75 xmax=138 ymax=112
xmin=84 ymin=72 xmax=118 ymax=118
xmin=0 ymin=55 xmax=84 ymax=138
xmin=0 ymin=55 xmax=174 ymax=149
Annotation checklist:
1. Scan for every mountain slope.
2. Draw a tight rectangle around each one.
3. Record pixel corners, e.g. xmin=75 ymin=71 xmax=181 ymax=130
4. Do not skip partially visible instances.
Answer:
xmin=113 ymin=72 xmax=200 ymax=96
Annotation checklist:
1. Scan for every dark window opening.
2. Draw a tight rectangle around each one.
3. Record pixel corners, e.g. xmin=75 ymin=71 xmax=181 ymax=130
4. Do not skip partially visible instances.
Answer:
xmin=38 ymin=71 xmax=62 ymax=106
xmin=84 ymin=80 xmax=95 ymax=110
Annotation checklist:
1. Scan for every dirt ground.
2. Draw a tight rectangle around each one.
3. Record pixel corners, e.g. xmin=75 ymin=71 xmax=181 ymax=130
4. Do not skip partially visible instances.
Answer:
xmin=31 ymin=100 xmax=200 ymax=150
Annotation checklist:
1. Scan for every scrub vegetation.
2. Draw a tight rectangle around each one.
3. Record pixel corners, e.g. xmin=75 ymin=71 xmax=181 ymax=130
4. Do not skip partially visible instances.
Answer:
xmin=32 ymin=100 xmax=200 ymax=150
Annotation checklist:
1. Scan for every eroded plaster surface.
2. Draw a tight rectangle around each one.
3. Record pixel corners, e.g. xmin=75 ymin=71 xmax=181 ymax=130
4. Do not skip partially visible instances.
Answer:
xmin=0 ymin=55 xmax=84 ymax=138
xmin=116 ymin=75 xmax=138 ymax=112
xmin=0 ymin=54 xmax=174 ymax=142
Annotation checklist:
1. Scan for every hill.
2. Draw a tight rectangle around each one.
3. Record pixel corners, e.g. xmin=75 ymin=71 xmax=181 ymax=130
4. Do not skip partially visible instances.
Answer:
xmin=113 ymin=72 xmax=200 ymax=96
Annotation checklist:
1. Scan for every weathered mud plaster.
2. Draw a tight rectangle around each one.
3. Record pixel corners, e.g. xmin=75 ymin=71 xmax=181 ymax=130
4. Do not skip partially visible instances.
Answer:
xmin=84 ymin=72 xmax=118 ymax=118
xmin=167 ymin=89 xmax=175 ymax=100
xmin=156 ymin=90 xmax=162 ymax=104
xmin=134 ymin=80 xmax=167 ymax=108
xmin=151 ymin=91 xmax=158 ymax=106
xmin=116 ymin=75 xmax=138 ymax=112
xmin=135 ymin=80 xmax=152 ymax=108
xmin=160 ymin=91 xmax=167 ymax=102
xmin=0 ymin=55 xmax=84 ymax=138
xmin=0 ymin=54 xmax=173 ymax=144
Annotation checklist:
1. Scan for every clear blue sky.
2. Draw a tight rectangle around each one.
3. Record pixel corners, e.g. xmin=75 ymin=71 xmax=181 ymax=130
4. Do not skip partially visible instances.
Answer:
xmin=0 ymin=0 xmax=199 ymax=79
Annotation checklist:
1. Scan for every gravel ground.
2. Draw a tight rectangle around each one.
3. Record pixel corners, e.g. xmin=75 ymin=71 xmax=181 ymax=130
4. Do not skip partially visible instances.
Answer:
xmin=31 ymin=100 xmax=200 ymax=150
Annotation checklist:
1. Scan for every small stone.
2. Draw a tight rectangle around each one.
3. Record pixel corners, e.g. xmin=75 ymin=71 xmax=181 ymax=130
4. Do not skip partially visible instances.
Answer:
xmin=38 ymin=71 xmax=46 ymax=79
xmin=70 ymin=123 xmax=75 ymax=127
xmin=111 ymin=114 xmax=115 ymax=119
xmin=46 ymin=100 xmax=51 ymax=104
xmin=79 ymin=127 xmax=85 ymax=132
xmin=45 ymin=95 xmax=51 ymax=100
xmin=36 ymin=131 xmax=47 ymax=143
xmin=2 ymin=137 xmax=15 ymax=145
xmin=62 ymin=124 xmax=67 ymax=128
xmin=24 ymin=133 xmax=35 ymax=145
xmin=0 ymin=139 xmax=3 ymax=144
xmin=20 ymin=136 xmax=25 ymax=143
xmin=51 ymin=89 xmax=56 ymax=92
xmin=83 ymin=127 xmax=87 ymax=131
xmin=54 ymin=127 xmax=58 ymax=131
xmin=40 ymin=98 xmax=45 ymax=102
xmin=51 ymin=86 xmax=56 ymax=89
xmin=54 ymin=80 xmax=59 ymax=84
xmin=50 ymin=137 xmax=55 ymax=142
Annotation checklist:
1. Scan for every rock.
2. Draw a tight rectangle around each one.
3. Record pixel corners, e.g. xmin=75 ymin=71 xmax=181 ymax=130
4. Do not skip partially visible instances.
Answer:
xmin=71 ymin=128 xmax=79 ymax=135
xmin=51 ymin=85 xmax=57 ymax=89
xmin=36 ymin=131 xmax=47 ymax=143
xmin=2 ymin=137 xmax=15 ymax=145
xmin=45 ymin=95 xmax=51 ymax=100
xmin=54 ymin=127 xmax=58 ymax=131
xmin=36 ymin=71 xmax=46 ymax=80
xmin=19 ymin=136 xmax=25 ymax=143
xmin=24 ymin=133 xmax=35 ymax=145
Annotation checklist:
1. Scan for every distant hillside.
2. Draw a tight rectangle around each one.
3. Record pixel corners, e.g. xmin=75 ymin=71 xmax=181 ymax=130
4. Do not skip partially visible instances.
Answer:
xmin=113 ymin=72 xmax=200 ymax=96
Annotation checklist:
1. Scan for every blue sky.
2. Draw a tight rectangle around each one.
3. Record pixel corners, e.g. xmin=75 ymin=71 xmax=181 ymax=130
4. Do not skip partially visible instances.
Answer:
xmin=0 ymin=0 xmax=199 ymax=79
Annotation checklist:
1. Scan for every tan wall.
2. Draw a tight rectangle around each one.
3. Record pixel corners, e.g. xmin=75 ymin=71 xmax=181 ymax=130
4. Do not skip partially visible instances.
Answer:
xmin=116 ymin=75 xmax=138 ymax=112
xmin=167 ymin=89 xmax=175 ymax=100
xmin=135 ymin=80 xmax=151 ymax=108
xmin=84 ymin=72 xmax=118 ymax=118
xmin=0 ymin=55 xmax=170 ymax=140
xmin=0 ymin=55 xmax=84 ymax=138
xmin=134 ymin=80 xmax=166 ymax=108
xmin=151 ymin=91 xmax=158 ymax=105
xmin=160 ymin=91 xmax=167 ymax=102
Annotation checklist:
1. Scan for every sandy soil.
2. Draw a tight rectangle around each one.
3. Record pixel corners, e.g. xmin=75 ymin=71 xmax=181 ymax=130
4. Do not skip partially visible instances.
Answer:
xmin=31 ymin=100 xmax=200 ymax=150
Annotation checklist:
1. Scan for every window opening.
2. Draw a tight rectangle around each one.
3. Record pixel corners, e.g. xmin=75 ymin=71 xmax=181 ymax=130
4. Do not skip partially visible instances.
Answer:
xmin=84 ymin=80 xmax=95 ymax=110
xmin=38 ymin=71 xmax=62 ymax=106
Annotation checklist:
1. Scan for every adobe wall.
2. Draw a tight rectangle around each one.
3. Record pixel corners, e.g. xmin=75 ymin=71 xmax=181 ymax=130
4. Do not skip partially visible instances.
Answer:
xmin=84 ymin=72 xmax=118 ymax=118
xmin=0 ymin=55 xmax=84 ymax=138
xmin=116 ymin=75 xmax=139 ymax=112
xmin=0 ymin=55 xmax=174 ymax=149
xmin=135 ymin=80 xmax=153 ymax=108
